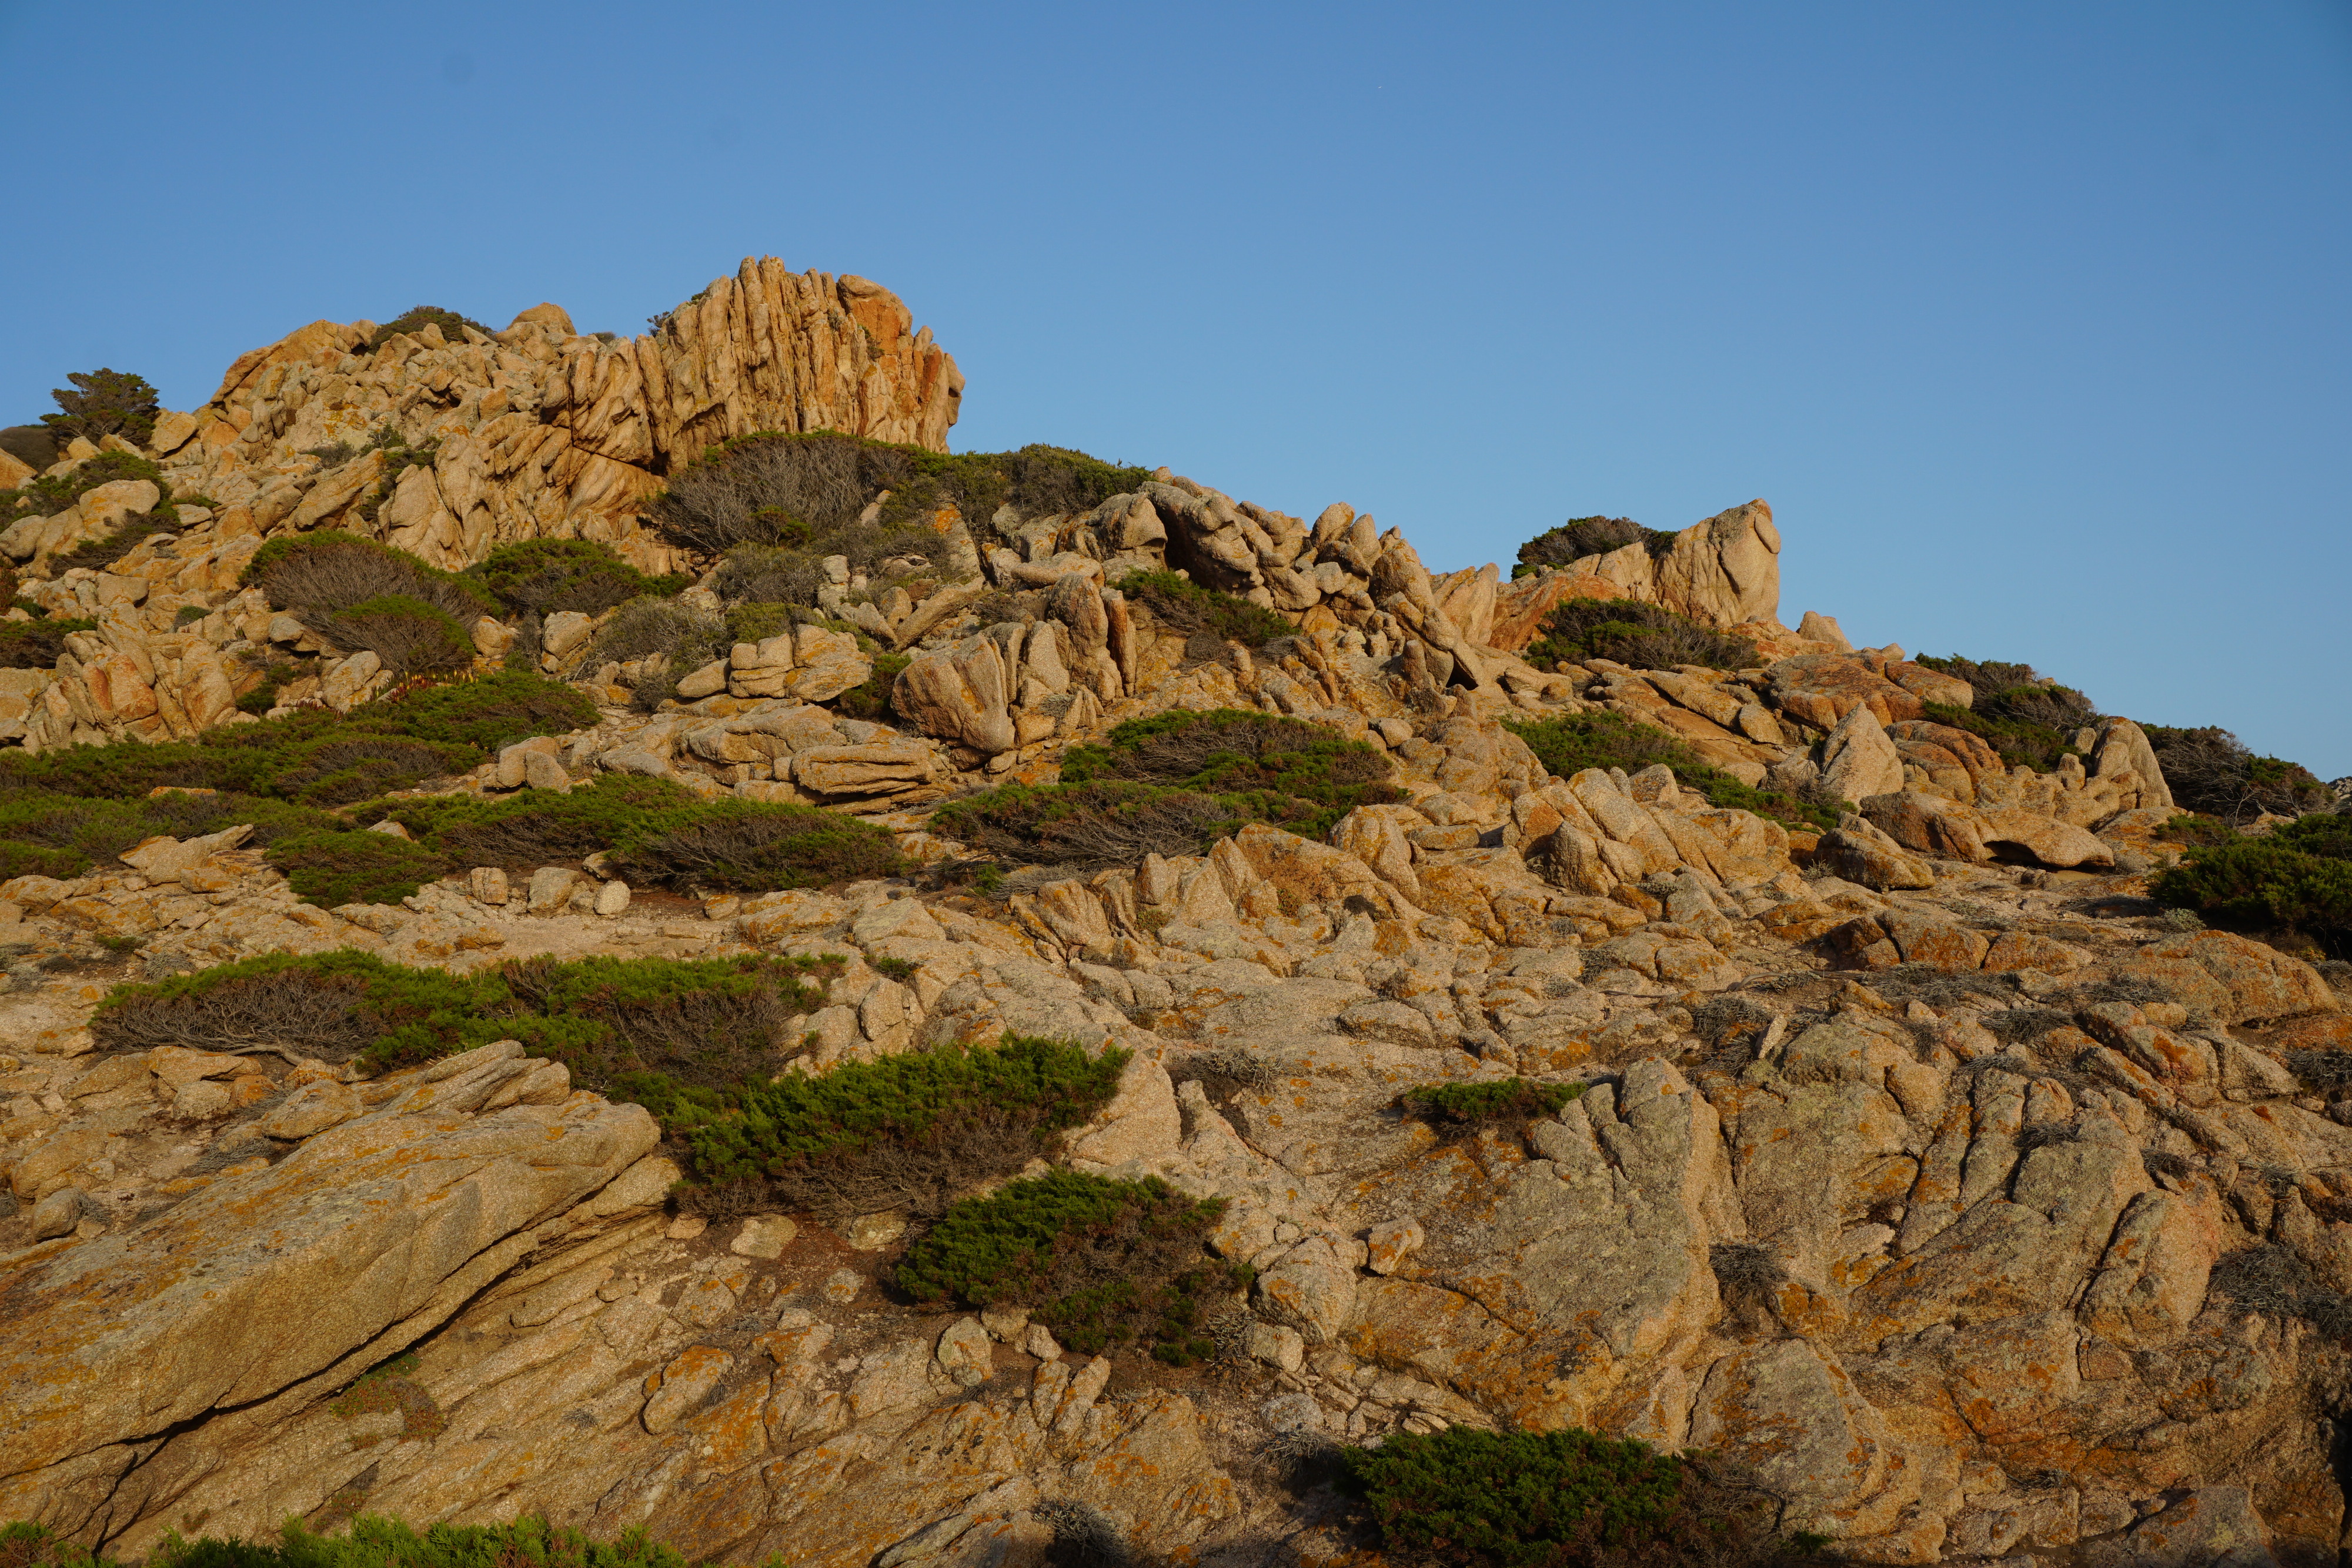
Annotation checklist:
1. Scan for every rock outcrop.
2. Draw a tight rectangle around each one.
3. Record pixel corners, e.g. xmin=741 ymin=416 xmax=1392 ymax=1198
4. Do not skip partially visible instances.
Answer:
xmin=0 ymin=265 xmax=2341 ymax=1568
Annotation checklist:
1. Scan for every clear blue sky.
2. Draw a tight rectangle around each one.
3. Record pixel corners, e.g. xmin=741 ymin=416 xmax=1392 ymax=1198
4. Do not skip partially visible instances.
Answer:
xmin=5 ymin=1 xmax=2346 ymax=774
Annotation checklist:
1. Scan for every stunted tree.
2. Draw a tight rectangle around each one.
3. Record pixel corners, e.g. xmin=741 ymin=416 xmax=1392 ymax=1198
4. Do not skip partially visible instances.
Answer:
xmin=41 ymin=369 xmax=162 ymax=447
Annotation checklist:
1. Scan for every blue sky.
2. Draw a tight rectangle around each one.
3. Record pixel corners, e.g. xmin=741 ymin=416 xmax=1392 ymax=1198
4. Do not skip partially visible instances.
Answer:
xmin=5 ymin=1 xmax=2346 ymax=773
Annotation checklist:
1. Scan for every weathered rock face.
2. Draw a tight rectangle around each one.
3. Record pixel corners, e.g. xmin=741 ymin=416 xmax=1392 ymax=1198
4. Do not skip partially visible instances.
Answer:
xmin=1475 ymin=499 xmax=1782 ymax=641
xmin=164 ymin=259 xmax=960 ymax=576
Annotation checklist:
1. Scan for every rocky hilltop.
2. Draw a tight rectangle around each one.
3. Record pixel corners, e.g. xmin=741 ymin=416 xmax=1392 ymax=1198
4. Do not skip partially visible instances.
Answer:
xmin=0 ymin=263 xmax=2347 ymax=1568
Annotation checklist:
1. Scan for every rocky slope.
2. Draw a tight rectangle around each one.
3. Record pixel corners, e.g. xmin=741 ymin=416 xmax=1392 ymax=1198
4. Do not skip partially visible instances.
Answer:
xmin=0 ymin=266 xmax=2346 ymax=1568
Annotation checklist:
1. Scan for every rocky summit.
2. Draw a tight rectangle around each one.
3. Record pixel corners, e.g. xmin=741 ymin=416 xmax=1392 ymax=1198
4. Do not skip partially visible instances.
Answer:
xmin=0 ymin=260 xmax=2347 ymax=1568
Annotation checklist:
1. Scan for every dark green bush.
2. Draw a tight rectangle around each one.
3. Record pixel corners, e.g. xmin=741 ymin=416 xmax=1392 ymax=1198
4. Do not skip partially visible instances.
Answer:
xmin=495 ymin=953 xmax=837 ymax=1116
xmin=234 ymin=660 xmax=300 ymax=715
xmin=2143 ymin=723 xmax=2330 ymax=824
xmin=360 ymin=773 xmax=694 ymax=866
xmin=652 ymin=430 xmax=1150 ymax=563
xmin=308 ymin=594 xmax=475 ymax=676
xmin=243 ymin=531 xmax=495 ymax=628
xmin=1504 ymin=711 xmax=1840 ymax=833
xmin=723 ymin=600 xmax=800 ymax=647
xmin=584 ymin=597 xmax=729 ymax=711
xmin=1916 ymin=700 xmax=2073 ymax=775
xmin=896 ymin=1170 xmax=1242 ymax=1363
xmin=265 ymin=830 xmax=450 ymax=907
xmin=834 ymin=650 xmax=910 ymax=721
xmin=0 ymin=425 xmax=57 ymax=472
xmin=359 ymin=774 xmax=908 ymax=896
xmin=1404 ymin=1078 xmax=1584 ymax=1128
xmin=92 ymin=949 xmax=837 ymax=1098
xmin=609 ymin=801 xmax=908 ymax=892
xmin=684 ymin=1036 xmax=1127 ymax=1222
xmin=1513 ymin=516 xmax=1679 ymax=578
xmin=367 ymin=306 xmax=493 ymax=352
xmin=1340 ymin=1426 xmax=1801 ymax=1568
xmin=1063 ymin=709 xmax=1398 ymax=820
xmin=1912 ymin=654 xmax=2100 ymax=775
xmin=1113 ymin=569 xmax=1293 ymax=650
xmin=0 ymin=1512 xmax=713 ymax=1568
xmin=936 ymin=708 xmax=1401 ymax=869
xmin=0 ymin=616 xmax=93 ymax=670
xmin=0 ymin=787 xmax=350 ymax=883
xmin=2155 ymin=813 xmax=2240 ymax=850
xmin=468 ymin=539 xmax=685 ymax=618
xmin=38 ymin=369 xmax=161 ymax=448
xmin=1523 ymin=598 xmax=1756 ymax=673
xmin=2152 ymin=812 xmax=2352 ymax=955
xmin=0 ymin=671 xmax=593 ymax=806
xmin=931 ymin=780 xmax=1233 ymax=869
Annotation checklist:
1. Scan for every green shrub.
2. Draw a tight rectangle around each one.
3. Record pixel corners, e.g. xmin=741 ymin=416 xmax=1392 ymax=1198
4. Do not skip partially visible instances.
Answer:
xmin=684 ymin=1036 xmax=1127 ymax=1222
xmin=358 ymin=773 xmax=907 ymax=895
xmin=834 ymin=650 xmax=909 ymax=721
xmin=1504 ymin=711 xmax=1839 ymax=833
xmin=2143 ymin=723 xmax=2330 ymax=824
xmin=611 ymin=801 xmax=907 ymax=892
xmin=1522 ymin=598 xmax=1756 ymax=673
xmin=92 ymin=949 xmax=837 ymax=1095
xmin=1404 ymin=1078 xmax=1583 ymax=1128
xmin=244 ymin=531 xmax=495 ymax=628
xmin=1512 ymin=516 xmax=1679 ymax=578
xmin=308 ymin=594 xmax=475 ymax=676
xmin=468 ymin=539 xmax=684 ymax=618
xmin=495 ymin=953 xmax=837 ymax=1115
xmin=342 ymin=671 xmax=595 ymax=751
xmin=233 ymin=656 xmax=304 ymax=715
xmin=723 ymin=599 xmax=800 ymax=647
xmin=651 ymin=430 xmax=1150 ymax=561
xmin=1113 ymin=569 xmax=1293 ymax=650
xmin=367 ymin=306 xmax=493 ymax=352
xmin=266 ymin=830 xmax=450 ymax=907
xmin=931 ymin=780 xmax=1233 ymax=869
xmin=360 ymin=772 xmax=690 ymax=865
xmin=1064 ymin=709 xmax=1398 ymax=820
xmin=2152 ymin=812 xmax=2352 ymax=954
xmin=936 ymin=708 xmax=1401 ymax=870
xmin=0 ymin=788 xmax=346 ymax=885
xmin=650 ymin=433 xmax=949 ymax=570
xmin=2155 ymin=813 xmax=2239 ymax=850
xmin=1340 ymin=1426 xmax=1802 ymax=1567
xmin=584 ymin=596 xmax=729 ymax=711
xmin=0 ymin=616 xmax=93 ymax=670
xmin=896 ymin=1170 xmax=1242 ymax=1363
xmin=0 ymin=1512 xmax=717 ymax=1568
xmin=0 ymin=425 xmax=57 ymax=472
xmin=38 ymin=369 xmax=161 ymax=448
xmin=1912 ymin=654 xmax=2100 ymax=774
xmin=0 ymin=671 xmax=593 ymax=805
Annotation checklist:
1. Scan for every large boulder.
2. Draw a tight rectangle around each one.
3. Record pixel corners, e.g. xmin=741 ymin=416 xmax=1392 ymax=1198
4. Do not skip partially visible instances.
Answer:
xmin=892 ymin=634 xmax=1015 ymax=754
xmin=1650 ymin=499 xmax=1781 ymax=628
xmin=1819 ymin=703 xmax=1906 ymax=803
xmin=0 ymin=1045 xmax=658 ymax=1517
